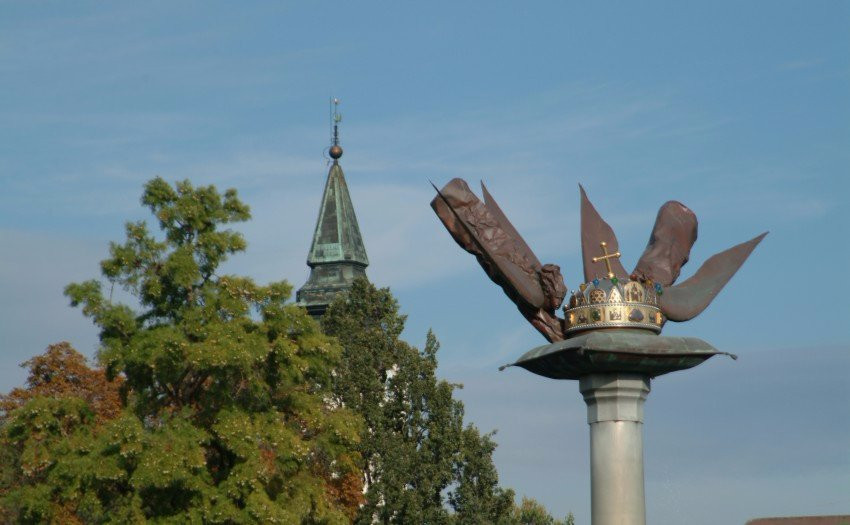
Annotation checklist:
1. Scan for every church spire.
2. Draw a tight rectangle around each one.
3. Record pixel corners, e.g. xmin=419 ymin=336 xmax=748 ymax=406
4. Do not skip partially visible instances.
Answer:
xmin=296 ymin=99 xmax=369 ymax=317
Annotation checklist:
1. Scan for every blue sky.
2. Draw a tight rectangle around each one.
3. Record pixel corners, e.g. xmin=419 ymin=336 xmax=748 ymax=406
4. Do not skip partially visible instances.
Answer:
xmin=1 ymin=2 xmax=848 ymax=523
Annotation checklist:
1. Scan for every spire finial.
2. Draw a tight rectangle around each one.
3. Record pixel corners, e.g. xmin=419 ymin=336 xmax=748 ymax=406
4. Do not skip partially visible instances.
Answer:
xmin=329 ymin=97 xmax=343 ymax=160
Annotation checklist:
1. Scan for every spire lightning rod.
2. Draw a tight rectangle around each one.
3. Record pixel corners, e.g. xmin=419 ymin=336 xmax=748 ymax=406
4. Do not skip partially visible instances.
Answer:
xmin=327 ymin=97 xmax=344 ymax=161
xmin=330 ymin=97 xmax=341 ymax=147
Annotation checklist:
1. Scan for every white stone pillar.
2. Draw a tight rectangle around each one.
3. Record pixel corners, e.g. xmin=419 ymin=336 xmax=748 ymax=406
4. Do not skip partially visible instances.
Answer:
xmin=579 ymin=373 xmax=651 ymax=525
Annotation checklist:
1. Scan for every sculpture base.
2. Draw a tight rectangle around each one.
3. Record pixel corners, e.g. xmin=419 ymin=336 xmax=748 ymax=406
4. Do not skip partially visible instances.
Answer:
xmin=505 ymin=329 xmax=733 ymax=379
xmin=503 ymin=330 xmax=736 ymax=523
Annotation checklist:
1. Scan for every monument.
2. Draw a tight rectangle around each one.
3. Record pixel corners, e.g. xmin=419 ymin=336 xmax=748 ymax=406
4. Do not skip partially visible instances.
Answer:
xmin=297 ymin=99 xmax=369 ymax=317
xmin=431 ymin=179 xmax=766 ymax=525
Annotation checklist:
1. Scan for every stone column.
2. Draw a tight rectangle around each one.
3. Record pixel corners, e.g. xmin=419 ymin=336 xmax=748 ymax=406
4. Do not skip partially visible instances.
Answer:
xmin=579 ymin=373 xmax=651 ymax=525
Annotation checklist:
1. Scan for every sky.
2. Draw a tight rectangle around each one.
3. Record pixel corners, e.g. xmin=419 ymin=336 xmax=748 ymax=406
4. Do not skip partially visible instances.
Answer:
xmin=1 ymin=2 xmax=849 ymax=523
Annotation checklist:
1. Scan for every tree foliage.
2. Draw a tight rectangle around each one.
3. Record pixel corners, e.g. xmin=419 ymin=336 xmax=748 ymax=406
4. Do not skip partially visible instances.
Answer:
xmin=509 ymin=497 xmax=575 ymax=525
xmin=322 ymin=278 xmax=516 ymax=524
xmin=0 ymin=177 xmax=572 ymax=524
xmin=0 ymin=342 xmax=122 ymax=424
xmin=0 ymin=178 xmax=361 ymax=523
xmin=322 ymin=279 xmax=574 ymax=524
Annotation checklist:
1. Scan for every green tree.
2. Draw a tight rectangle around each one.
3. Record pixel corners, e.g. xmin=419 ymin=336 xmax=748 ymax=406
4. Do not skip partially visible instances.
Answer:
xmin=509 ymin=497 xmax=575 ymax=525
xmin=321 ymin=278 xmax=515 ymax=524
xmin=0 ymin=178 xmax=362 ymax=523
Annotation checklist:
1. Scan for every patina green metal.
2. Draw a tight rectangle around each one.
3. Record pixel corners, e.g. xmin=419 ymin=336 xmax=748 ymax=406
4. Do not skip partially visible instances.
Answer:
xmin=306 ymin=160 xmax=368 ymax=267
xmin=503 ymin=329 xmax=734 ymax=380
xmin=296 ymin=158 xmax=368 ymax=317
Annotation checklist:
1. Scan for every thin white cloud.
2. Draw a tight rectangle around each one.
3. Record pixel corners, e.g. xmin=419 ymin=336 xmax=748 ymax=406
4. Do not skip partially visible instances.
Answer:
xmin=3 ymin=79 xmax=832 ymax=308
xmin=778 ymin=58 xmax=826 ymax=71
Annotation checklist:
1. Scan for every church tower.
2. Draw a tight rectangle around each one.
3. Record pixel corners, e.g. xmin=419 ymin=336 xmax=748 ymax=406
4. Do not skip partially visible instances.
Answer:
xmin=296 ymin=99 xmax=369 ymax=317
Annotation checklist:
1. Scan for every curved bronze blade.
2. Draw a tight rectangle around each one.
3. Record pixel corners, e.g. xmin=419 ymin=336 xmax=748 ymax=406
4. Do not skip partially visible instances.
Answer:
xmin=430 ymin=178 xmax=545 ymax=310
xmin=580 ymin=184 xmax=628 ymax=282
xmin=431 ymin=179 xmax=567 ymax=341
xmin=632 ymin=201 xmax=698 ymax=286
xmin=481 ymin=181 xmax=542 ymax=269
xmin=661 ymin=232 xmax=768 ymax=322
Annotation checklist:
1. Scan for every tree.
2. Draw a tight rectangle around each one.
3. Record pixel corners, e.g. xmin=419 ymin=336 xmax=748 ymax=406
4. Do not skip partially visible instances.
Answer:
xmin=0 ymin=342 xmax=124 ymax=523
xmin=450 ymin=426 xmax=515 ymax=523
xmin=509 ymin=497 xmax=575 ymax=525
xmin=0 ymin=178 xmax=362 ymax=523
xmin=0 ymin=342 xmax=122 ymax=424
xmin=321 ymin=278 xmax=515 ymax=524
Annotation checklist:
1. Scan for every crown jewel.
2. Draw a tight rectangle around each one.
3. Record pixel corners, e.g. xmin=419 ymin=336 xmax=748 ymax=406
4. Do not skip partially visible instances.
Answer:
xmin=563 ymin=242 xmax=665 ymax=334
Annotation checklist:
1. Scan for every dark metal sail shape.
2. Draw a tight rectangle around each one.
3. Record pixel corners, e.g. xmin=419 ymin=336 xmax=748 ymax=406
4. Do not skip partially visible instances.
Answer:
xmin=580 ymin=184 xmax=629 ymax=282
xmin=481 ymin=181 xmax=543 ymax=270
xmin=632 ymin=200 xmax=698 ymax=286
xmin=660 ymin=232 xmax=767 ymax=322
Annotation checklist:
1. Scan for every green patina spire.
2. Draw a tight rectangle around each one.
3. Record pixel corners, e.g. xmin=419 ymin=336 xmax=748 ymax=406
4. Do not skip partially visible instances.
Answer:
xmin=304 ymin=161 xmax=369 ymax=267
xmin=296 ymin=99 xmax=369 ymax=317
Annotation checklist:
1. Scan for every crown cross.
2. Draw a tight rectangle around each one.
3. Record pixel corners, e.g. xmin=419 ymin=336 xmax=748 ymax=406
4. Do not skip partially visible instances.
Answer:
xmin=591 ymin=241 xmax=621 ymax=279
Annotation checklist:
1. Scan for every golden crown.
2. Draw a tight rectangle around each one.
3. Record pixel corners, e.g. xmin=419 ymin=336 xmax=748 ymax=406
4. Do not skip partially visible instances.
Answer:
xmin=563 ymin=241 xmax=666 ymax=335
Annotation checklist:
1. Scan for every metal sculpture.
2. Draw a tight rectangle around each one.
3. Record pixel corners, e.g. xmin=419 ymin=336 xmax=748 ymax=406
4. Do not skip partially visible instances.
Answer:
xmin=431 ymin=177 xmax=767 ymax=525
xmin=431 ymin=178 xmax=766 ymax=341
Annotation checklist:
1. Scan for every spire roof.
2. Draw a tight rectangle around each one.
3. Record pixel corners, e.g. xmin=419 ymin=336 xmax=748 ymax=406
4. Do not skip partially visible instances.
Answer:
xmin=296 ymin=98 xmax=369 ymax=318
xmin=305 ymin=160 xmax=369 ymax=267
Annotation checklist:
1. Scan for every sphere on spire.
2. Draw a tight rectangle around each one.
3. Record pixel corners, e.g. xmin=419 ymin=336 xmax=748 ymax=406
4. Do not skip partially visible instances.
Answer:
xmin=329 ymin=145 xmax=343 ymax=159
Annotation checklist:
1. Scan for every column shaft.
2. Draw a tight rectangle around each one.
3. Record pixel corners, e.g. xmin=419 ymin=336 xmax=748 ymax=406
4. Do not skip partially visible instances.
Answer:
xmin=580 ymin=373 xmax=650 ymax=525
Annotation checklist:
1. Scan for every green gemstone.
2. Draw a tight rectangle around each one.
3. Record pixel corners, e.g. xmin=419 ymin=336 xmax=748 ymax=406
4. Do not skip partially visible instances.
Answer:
xmin=611 ymin=277 xmax=619 ymax=285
